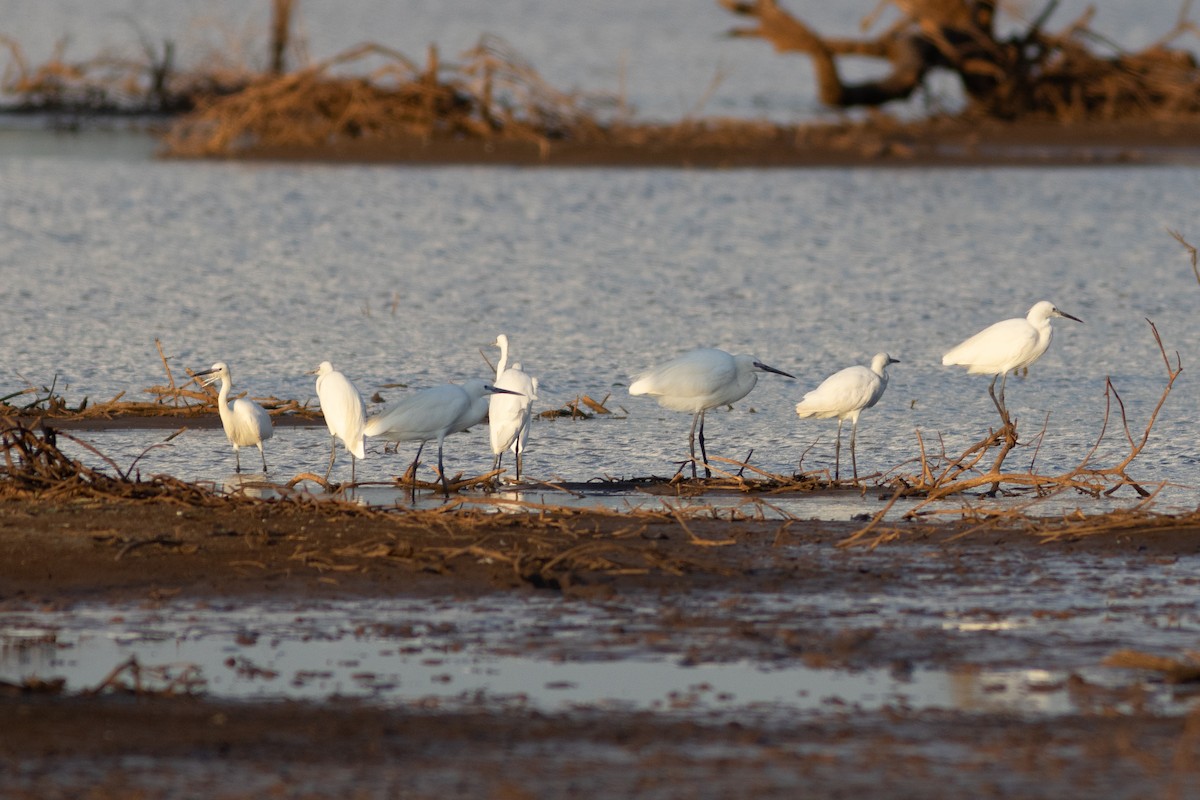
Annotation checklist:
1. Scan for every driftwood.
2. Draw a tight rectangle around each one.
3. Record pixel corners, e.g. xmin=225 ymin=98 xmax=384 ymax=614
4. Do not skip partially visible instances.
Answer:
xmin=720 ymin=0 xmax=1200 ymax=120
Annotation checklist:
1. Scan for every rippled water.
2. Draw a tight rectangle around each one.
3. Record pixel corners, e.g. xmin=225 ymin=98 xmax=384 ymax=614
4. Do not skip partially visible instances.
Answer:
xmin=2 ymin=141 xmax=1199 ymax=512
xmin=2 ymin=3 xmax=1200 ymax=513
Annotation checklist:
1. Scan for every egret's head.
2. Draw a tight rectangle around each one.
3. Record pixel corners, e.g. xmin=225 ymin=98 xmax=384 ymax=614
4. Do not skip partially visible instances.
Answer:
xmin=872 ymin=353 xmax=900 ymax=371
xmin=195 ymin=361 xmax=229 ymax=387
xmin=1030 ymin=301 xmax=1082 ymax=324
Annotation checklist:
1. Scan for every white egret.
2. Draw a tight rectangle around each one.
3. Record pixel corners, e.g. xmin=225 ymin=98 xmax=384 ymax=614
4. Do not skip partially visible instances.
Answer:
xmin=489 ymin=334 xmax=538 ymax=482
xmin=942 ymin=300 xmax=1082 ymax=414
xmin=628 ymin=347 xmax=794 ymax=478
xmin=795 ymin=353 xmax=899 ymax=482
xmin=309 ymin=361 xmax=366 ymax=482
xmin=363 ymin=379 xmax=522 ymax=497
xmin=194 ymin=361 xmax=273 ymax=473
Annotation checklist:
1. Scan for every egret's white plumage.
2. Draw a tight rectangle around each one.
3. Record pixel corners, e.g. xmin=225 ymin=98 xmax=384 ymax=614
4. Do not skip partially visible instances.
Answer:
xmin=311 ymin=361 xmax=366 ymax=481
xmin=195 ymin=361 xmax=273 ymax=473
xmin=795 ymin=353 xmax=899 ymax=481
xmin=489 ymin=335 xmax=538 ymax=482
xmin=628 ymin=347 xmax=794 ymax=477
xmin=364 ymin=379 xmax=520 ymax=496
xmin=942 ymin=300 xmax=1082 ymax=413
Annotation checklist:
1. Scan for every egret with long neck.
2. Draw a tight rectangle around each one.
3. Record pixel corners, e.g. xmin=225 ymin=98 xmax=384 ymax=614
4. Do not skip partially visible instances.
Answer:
xmin=195 ymin=361 xmax=273 ymax=473
xmin=489 ymin=334 xmax=538 ymax=482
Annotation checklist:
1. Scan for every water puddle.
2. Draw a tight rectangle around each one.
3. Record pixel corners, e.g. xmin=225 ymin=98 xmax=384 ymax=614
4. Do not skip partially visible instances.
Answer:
xmin=209 ymin=466 xmax=1149 ymax=523
xmin=2 ymin=596 xmax=1194 ymax=717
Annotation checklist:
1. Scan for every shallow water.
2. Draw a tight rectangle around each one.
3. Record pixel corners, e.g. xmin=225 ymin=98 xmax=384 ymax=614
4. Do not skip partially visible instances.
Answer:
xmin=4 ymin=540 xmax=1198 ymax=715
xmin=4 ymin=150 xmax=1199 ymax=514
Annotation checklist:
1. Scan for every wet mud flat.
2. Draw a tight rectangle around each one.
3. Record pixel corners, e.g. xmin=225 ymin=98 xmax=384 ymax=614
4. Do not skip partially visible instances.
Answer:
xmin=2 ymin=497 xmax=1200 ymax=798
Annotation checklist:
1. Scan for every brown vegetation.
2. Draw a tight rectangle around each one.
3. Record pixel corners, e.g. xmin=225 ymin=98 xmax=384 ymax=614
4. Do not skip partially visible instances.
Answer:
xmin=0 ymin=339 xmax=318 ymax=423
xmin=721 ymin=0 xmax=1200 ymax=121
xmin=160 ymin=36 xmax=618 ymax=157
xmin=5 ymin=2 xmax=1200 ymax=163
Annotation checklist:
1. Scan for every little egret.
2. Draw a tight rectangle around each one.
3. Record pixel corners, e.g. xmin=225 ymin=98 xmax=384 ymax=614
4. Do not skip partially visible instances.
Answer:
xmin=942 ymin=300 xmax=1082 ymax=414
xmin=489 ymin=334 xmax=539 ymax=482
xmin=310 ymin=361 xmax=366 ymax=482
xmin=363 ymin=379 xmax=522 ymax=497
xmin=194 ymin=361 xmax=273 ymax=473
xmin=628 ymin=347 xmax=794 ymax=478
xmin=795 ymin=353 xmax=899 ymax=482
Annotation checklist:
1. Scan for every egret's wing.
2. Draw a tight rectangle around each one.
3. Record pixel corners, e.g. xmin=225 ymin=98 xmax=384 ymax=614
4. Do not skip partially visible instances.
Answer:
xmin=364 ymin=385 xmax=467 ymax=442
xmin=230 ymin=398 xmax=274 ymax=446
xmin=942 ymin=318 xmax=1037 ymax=373
xmin=796 ymin=366 xmax=877 ymax=419
xmin=317 ymin=371 xmax=367 ymax=458
xmin=630 ymin=349 xmax=734 ymax=399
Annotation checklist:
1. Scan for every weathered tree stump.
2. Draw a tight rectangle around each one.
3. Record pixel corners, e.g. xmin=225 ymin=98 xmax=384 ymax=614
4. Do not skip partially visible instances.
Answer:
xmin=720 ymin=0 xmax=1200 ymax=120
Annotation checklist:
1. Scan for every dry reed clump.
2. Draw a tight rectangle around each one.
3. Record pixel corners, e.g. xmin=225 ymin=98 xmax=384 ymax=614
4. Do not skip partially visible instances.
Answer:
xmin=0 ymin=339 xmax=320 ymax=422
xmin=0 ymin=32 xmax=252 ymax=115
xmin=0 ymin=420 xmax=212 ymax=504
xmin=162 ymin=36 xmax=618 ymax=157
xmin=1019 ymin=13 xmax=1200 ymax=123
xmin=1104 ymin=650 xmax=1200 ymax=684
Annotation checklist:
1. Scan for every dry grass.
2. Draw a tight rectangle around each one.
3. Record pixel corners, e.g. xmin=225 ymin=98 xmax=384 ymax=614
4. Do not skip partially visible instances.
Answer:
xmin=161 ymin=36 xmax=617 ymax=157
xmin=0 ymin=339 xmax=320 ymax=422
xmin=0 ymin=30 xmax=252 ymax=115
xmin=1 ymin=420 xmax=213 ymax=504
xmin=1104 ymin=650 xmax=1200 ymax=684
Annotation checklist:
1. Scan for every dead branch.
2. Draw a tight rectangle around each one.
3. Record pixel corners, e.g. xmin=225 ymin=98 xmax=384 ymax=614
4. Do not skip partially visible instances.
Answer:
xmin=720 ymin=0 xmax=1200 ymax=121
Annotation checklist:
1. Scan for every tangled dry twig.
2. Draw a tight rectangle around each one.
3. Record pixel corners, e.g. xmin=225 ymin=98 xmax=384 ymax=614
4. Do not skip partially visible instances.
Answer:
xmin=161 ymin=36 xmax=618 ymax=157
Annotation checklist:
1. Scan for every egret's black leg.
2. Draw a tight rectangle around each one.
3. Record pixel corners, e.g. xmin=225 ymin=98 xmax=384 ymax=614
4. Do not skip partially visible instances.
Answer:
xmin=850 ymin=419 xmax=859 ymax=483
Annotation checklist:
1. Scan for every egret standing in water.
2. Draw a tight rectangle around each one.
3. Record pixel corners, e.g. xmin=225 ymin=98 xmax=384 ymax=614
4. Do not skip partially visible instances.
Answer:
xmin=942 ymin=300 xmax=1082 ymax=415
xmin=364 ymin=379 xmax=522 ymax=497
xmin=310 ymin=361 xmax=366 ymax=482
xmin=795 ymin=353 xmax=899 ymax=482
xmin=489 ymin=334 xmax=538 ymax=483
xmin=194 ymin=361 xmax=273 ymax=473
xmin=628 ymin=347 xmax=794 ymax=478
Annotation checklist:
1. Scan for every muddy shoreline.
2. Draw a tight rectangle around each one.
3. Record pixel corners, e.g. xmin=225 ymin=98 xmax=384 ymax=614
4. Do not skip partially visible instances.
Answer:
xmin=3 ymin=497 xmax=1200 ymax=603
xmin=3 ymin=494 xmax=1200 ymax=798
xmin=177 ymin=118 xmax=1200 ymax=168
